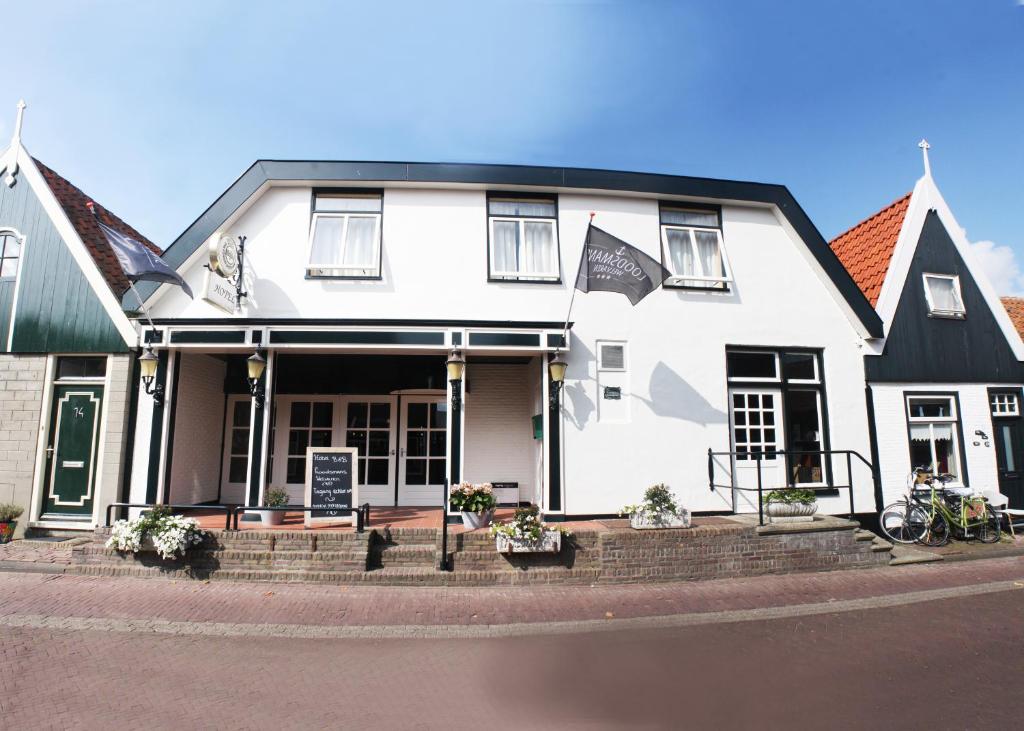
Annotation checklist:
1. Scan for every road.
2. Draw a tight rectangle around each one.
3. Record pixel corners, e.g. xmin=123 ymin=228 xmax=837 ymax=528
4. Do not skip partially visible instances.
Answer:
xmin=1 ymin=566 xmax=1021 ymax=729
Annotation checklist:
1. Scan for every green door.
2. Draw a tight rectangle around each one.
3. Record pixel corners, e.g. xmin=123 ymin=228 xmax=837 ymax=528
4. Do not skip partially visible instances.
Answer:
xmin=42 ymin=384 xmax=104 ymax=517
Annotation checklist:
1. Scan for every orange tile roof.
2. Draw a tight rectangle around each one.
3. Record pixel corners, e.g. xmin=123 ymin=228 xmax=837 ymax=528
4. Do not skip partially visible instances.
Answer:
xmin=830 ymin=192 xmax=912 ymax=306
xmin=33 ymin=158 xmax=161 ymax=297
xmin=1001 ymin=297 xmax=1024 ymax=338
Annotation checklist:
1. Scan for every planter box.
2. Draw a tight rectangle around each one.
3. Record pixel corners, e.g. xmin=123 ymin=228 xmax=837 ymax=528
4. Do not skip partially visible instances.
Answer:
xmin=495 ymin=530 xmax=561 ymax=554
xmin=766 ymin=501 xmax=819 ymax=523
xmin=629 ymin=510 xmax=691 ymax=530
xmin=461 ymin=509 xmax=495 ymax=530
xmin=259 ymin=510 xmax=286 ymax=526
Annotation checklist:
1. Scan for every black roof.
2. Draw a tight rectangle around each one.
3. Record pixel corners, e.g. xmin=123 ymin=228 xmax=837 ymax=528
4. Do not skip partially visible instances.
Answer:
xmin=132 ymin=160 xmax=883 ymax=337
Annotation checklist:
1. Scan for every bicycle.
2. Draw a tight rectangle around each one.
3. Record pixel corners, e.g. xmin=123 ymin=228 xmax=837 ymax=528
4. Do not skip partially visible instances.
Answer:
xmin=879 ymin=467 xmax=1000 ymax=546
xmin=879 ymin=468 xmax=935 ymax=544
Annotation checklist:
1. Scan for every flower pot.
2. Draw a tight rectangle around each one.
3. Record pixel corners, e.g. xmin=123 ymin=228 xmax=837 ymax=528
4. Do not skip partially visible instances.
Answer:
xmin=259 ymin=510 xmax=286 ymax=526
xmin=0 ymin=521 xmax=16 ymax=544
xmin=495 ymin=530 xmax=561 ymax=554
xmin=766 ymin=500 xmax=819 ymax=523
xmin=461 ymin=509 xmax=495 ymax=530
xmin=629 ymin=510 xmax=691 ymax=530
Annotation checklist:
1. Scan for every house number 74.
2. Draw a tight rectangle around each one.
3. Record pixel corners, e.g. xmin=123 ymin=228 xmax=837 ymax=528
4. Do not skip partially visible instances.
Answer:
xmin=73 ymin=406 xmax=85 ymax=418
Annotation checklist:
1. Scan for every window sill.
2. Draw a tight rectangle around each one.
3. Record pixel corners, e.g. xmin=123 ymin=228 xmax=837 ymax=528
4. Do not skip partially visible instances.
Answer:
xmin=664 ymin=282 xmax=730 ymax=292
xmin=487 ymin=276 xmax=562 ymax=285
xmin=306 ymin=273 xmax=383 ymax=281
xmin=927 ymin=312 xmax=966 ymax=320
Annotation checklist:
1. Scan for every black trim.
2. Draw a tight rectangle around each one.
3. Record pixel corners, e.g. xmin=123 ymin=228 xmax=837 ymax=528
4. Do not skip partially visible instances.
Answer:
xmin=216 ymin=391 xmax=228 ymax=504
xmin=169 ymin=330 xmax=247 ymax=345
xmin=144 ymin=350 xmax=169 ymax=504
xmin=450 ymin=388 xmax=461 ymax=486
xmin=658 ymin=201 xmax=729 ymax=292
xmin=902 ymin=391 xmax=970 ymax=487
xmin=864 ymin=384 xmax=884 ymax=513
xmin=546 ymin=333 xmax=566 ymax=349
xmin=151 ymin=317 xmax=570 ymax=329
xmin=247 ymin=381 xmax=266 ymax=506
xmin=251 ymin=330 xmax=262 ymax=344
xmin=128 ymin=160 xmax=883 ymax=337
xmin=485 ymin=191 xmax=562 ymax=284
xmin=269 ymin=330 xmax=445 ymax=346
xmin=468 ymin=332 xmax=540 ymax=348
xmin=161 ymin=355 xmax=183 ymax=504
xmin=451 ymin=332 xmax=462 ymax=346
xmin=119 ymin=352 xmax=142 ymax=506
xmin=548 ymin=381 xmax=562 ymax=512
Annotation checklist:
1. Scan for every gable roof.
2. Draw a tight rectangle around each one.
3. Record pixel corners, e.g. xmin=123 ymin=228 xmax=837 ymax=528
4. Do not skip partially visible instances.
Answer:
xmin=131 ymin=159 xmax=884 ymax=337
xmin=33 ymin=158 xmax=161 ymax=297
xmin=1001 ymin=297 xmax=1024 ymax=338
xmin=829 ymin=192 xmax=912 ymax=306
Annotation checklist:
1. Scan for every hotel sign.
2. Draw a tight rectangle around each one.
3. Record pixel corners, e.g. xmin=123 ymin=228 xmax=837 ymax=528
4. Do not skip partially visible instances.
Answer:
xmin=203 ymin=269 xmax=238 ymax=314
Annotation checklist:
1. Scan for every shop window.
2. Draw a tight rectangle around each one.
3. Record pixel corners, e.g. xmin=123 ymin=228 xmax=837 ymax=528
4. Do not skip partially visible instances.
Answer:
xmin=922 ymin=274 xmax=965 ymax=318
xmin=660 ymin=206 xmax=730 ymax=289
xmin=307 ymin=192 xmax=382 ymax=278
xmin=56 ymin=357 xmax=107 ymax=380
xmin=906 ymin=395 xmax=962 ymax=480
xmin=487 ymin=195 xmax=559 ymax=281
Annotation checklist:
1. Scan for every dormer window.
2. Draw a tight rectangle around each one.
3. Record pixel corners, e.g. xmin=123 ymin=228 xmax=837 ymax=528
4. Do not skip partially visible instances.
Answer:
xmin=307 ymin=192 xmax=382 ymax=278
xmin=923 ymin=274 xmax=965 ymax=318
xmin=487 ymin=195 xmax=560 ymax=282
xmin=659 ymin=205 xmax=731 ymax=289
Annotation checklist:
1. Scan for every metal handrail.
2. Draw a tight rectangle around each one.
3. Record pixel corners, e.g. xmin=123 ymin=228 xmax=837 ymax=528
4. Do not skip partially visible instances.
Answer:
xmin=707 ymin=448 xmax=876 ymax=526
xmin=105 ymin=503 xmax=233 ymax=530
xmin=231 ymin=504 xmax=369 ymax=532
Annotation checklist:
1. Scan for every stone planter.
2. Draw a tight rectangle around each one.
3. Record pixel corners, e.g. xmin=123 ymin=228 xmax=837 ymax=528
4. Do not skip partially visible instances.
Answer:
xmin=259 ymin=510 xmax=286 ymax=526
xmin=0 ymin=521 xmax=16 ymax=544
xmin=461 ymin=509 xmax=495 ymax=530
xmin=629 ymin=510 xmax=691 ymax=530
xmin=495 ymin=530 xmax=561 ymax=554
xmin=766 ymin=500 xmax=819 ymax=523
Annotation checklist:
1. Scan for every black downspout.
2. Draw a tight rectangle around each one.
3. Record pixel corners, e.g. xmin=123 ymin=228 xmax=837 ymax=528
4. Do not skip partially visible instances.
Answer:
xmin=548 ymin=383 xmax=562 ymax=512
xmin=864 ymin=383 xmax=884 ymax=513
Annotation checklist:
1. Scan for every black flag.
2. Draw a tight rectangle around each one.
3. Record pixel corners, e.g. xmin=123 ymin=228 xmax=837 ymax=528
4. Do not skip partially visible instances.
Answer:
xmin=95 ymin=218 xmax=194 ymax=298
xmin=574 ymin=224 xmax=669 ymax=305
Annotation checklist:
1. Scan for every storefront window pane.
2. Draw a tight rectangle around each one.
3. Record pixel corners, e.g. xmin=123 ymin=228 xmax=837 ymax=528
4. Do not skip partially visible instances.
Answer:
xmin=786 ymin=390 xmax=823 ymax=483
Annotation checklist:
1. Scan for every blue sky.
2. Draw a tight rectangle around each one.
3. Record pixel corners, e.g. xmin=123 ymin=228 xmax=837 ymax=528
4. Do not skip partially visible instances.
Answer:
xmin=3 ymin=1 xmax=1023 ymax=291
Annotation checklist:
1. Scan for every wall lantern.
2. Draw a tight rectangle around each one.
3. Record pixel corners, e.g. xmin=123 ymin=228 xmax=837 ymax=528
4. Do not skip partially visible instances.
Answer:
xmin=138 ymin=347 xmax=164 ymax=406
xmin=446 ymin=350 xmax=466 ymax=409
xmin=548 ymin=353 xmax=568 ymax=409
xmin=247 ymin=351 xmax=267 ymax=407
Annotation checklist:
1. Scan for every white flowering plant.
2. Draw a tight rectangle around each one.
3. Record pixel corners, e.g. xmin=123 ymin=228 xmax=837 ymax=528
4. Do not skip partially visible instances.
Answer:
xmin=449 ymin=482 xmax=497 ymax=513
xmin=106 ymin=506 xmax=207 ymax=560
xmin=619 ymin=483 xmax=682 ymax=519
xmin=489 ymin=504 xmax=570 ymax=543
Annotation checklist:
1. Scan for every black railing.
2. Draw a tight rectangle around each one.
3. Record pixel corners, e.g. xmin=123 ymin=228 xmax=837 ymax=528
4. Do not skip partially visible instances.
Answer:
xmin=230 ymin=504 xmax=370 ymax=532
xmin=439 ymin=479 xmax=450 ymax=571
xmin=105 ymin=503 xmax=233 ymax=530
xmin=707 ymin=448 xmax=875 ymax=526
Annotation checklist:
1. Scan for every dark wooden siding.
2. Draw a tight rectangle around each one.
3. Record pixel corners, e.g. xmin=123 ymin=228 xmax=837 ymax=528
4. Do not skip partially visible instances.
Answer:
xmin=866 ymin=211 xmax=1024 ymax=383
xmin=0 ymin=279 xmax=13 ymax=349
xmin=0 ymin=174 xmax=128 ymax=353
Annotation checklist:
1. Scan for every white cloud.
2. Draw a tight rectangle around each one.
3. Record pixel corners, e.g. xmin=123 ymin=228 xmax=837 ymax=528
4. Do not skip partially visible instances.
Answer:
xmin=968 ymin=240 xmax=1024 ymax=296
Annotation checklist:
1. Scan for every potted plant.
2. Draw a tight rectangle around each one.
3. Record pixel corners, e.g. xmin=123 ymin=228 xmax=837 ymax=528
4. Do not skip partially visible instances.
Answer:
xmin=106 ymin=506 xmax=207 ymax=560
xmin=490 ymin=504 xmax=569 ymax=553
xmin=450 ymin=482 xmax=497 ymax=529
xmin=0 ymin=503 xmax=24 ymax=544
xmin=620 ymin=484 xmax=690 ymax=529
xmin=763 ymin=487 xmax=819 ymax=523
xmin=258 ymin=487 xmax=290 ymax=526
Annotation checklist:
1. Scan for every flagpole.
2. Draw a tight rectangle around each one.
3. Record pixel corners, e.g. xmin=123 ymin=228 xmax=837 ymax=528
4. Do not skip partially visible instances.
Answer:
xmin=558 ymin=212 xmax=594 ymax=352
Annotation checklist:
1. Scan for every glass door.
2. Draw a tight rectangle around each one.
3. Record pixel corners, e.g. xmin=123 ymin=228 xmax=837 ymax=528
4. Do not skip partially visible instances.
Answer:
xmin=342 ymin=399 xmax=396 ymax=506
xmin=398 ymin=397 xmax=448 ymax=506
xmin=728 ymin=388 xmax=786 ymax=513
xmin=220 ymin=396 xmax=252 ymax=504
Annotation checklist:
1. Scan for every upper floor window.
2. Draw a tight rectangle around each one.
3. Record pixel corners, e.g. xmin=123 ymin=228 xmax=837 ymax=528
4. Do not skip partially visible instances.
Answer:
xmin=660 ymin=206 xmax=730 ymax=289
xmin=991 ymin=392 xmax=1019 ymax=417
xmin=0 ymin=231 xmax=21 ymax=280
xmin=487 ymin=195 xmax=559 ymax=282
xmin=922 ymin=274 xmax=965 ymax=319
xmin=307 ymin=193 xmax=382 ymax=278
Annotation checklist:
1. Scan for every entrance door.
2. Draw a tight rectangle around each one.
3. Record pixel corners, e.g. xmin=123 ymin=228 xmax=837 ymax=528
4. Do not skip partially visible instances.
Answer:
xmin=991 ymin=391 xmax=1024 ymax=508
xmin=398 ymin=396 xmax=447 ymax=506
xmin=341 ymin=398 xmax=396 ymax=506
xmin=42 ymin=384 xmax=104 ymax=518
xmin=728 ymin=388 xmax=786 ymax=513
xmin=220 ymin=396 xmax=252 ymax=505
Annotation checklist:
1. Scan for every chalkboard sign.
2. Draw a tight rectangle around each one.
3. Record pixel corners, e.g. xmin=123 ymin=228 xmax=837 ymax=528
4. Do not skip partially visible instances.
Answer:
xmin=304 ymin=447 xmax=359 ymax=527
xmin=603 ymin=386 xmax=622 ymax=400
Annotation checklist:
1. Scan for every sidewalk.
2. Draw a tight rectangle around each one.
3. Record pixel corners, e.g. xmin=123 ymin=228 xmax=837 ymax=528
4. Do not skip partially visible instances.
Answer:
xmin=1 ymin=553 xmax=1021 ymax=637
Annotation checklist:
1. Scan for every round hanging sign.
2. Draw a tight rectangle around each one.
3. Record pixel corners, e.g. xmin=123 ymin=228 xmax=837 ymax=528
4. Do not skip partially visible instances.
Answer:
xmin=208 ymin=234 xmax=240 ymax=279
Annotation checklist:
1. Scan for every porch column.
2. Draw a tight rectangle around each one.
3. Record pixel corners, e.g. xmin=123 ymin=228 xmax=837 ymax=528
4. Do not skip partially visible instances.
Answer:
xmin=145 ymin=349 xmax=172 ymax=505
xmin=448 ymin=372 xmax=463 ymax=490
xmin=245 ymin=350 xmax=272 ymax=507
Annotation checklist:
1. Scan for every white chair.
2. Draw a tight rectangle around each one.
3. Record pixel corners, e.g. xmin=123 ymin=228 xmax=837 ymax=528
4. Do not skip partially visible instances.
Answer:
xmin=983 ymin=491 xmax=1024 ymax=537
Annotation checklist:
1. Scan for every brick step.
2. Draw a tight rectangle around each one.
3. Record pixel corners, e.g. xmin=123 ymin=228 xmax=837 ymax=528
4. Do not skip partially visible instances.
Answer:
xmin=72 ymin=545 xmax=368 ymax=570
xmin=372 ymin=544 xmax=437 ymax=568
xmin=371 ymin=527 xmax=440 ymax=542
xmin=449 ymin=549 xmax=595 ymax=570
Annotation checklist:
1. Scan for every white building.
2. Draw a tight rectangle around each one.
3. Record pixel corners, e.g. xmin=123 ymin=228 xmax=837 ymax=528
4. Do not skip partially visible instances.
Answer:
xmin=125 ymin=161 xmax=884 ymax=521
xmin=831 ymin=144 xmax=1024 ymax=510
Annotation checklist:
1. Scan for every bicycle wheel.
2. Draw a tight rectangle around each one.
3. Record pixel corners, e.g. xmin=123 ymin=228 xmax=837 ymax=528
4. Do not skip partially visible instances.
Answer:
xmin=879 ymin=502 xmax=927 ymax=544
xmin=975 ymin=508 xmax=1002 ymax=544
xmin=919 ymin=510 xmax=950 ymax=547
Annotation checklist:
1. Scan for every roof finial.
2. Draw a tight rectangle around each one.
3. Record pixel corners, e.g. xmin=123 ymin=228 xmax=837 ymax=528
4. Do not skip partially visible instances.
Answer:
xmin=4 ymin=100 xmax=26 ymax=187
xmin=918 ymin=138 xmax=931 ymax=178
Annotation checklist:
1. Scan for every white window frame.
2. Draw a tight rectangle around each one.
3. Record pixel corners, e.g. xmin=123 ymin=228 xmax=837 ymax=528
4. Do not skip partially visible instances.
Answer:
xmin=922 ymin=273 xmax=965 ymax=318
xmin=726 ymin=350 xmax=780 ymax=383
xmin=781 ymin=352 xmax=820 ymax=384
xmin=487 ymin=216 xmax=560 ymax=282
xmin=906 ymin=395 xmax=963 ymax=483
xmin=659 ymin=224 xmax=732 ymax=287
xmin=306 ymin=195 xmax=383 ymax=278
xmin=991 ymin=392 xmax=1020 ymax=417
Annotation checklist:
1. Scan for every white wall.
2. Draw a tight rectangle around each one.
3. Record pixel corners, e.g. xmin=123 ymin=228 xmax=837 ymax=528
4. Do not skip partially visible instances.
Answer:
xmin=872 ymin=383 xmax=1003 ymax=506
xmin=463 ymin=363 xmax=537 ymax=503
xmin=143 ymin=184 xmax=874 ymax=516
xmin=167 ymin=353 xmax=226 ymax=505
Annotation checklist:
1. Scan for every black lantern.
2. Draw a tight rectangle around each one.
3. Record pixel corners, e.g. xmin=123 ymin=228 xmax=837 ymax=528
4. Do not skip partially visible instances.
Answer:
xmin=446 ymin=350 xmax=465 ymax=410
xmin=247 ymin=351 xmax=267 ymax=407
xmin=548 ymin=353 xmax=567 ymax=409
xmin=138 ymin=347 xmax=164 ymax=406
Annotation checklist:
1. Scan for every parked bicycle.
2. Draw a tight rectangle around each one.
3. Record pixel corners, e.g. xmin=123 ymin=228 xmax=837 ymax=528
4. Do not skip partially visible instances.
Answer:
xmin=879 ymin=467 xmax=1000 ymax=546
